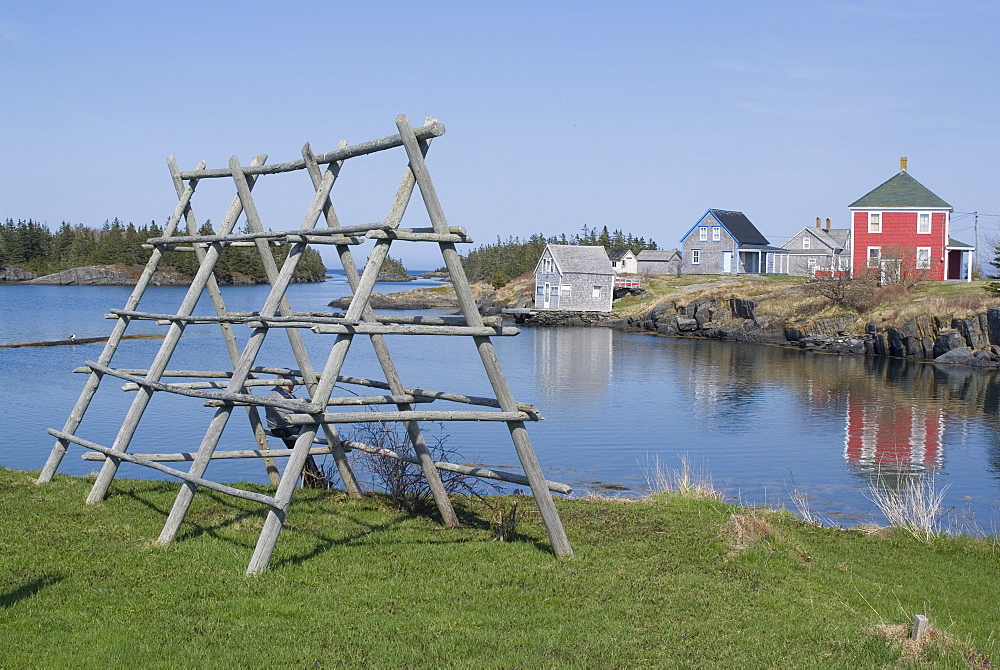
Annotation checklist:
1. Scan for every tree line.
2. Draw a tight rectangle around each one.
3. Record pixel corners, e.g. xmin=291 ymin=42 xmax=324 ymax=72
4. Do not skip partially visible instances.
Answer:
xmin=460 ymin=225 xmax=658 ymax=287
xmin=0 ymin=218 xmax=327 ymax=283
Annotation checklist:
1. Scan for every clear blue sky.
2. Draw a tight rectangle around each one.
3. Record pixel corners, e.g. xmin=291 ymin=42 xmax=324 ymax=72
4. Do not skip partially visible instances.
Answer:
xmin=2 ymin=0 xmax=997 ymax=270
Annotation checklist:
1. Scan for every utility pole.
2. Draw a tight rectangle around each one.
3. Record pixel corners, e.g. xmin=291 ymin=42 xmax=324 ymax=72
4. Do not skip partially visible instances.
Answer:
xmin=974 ymin=211 xmax=979 ymax=277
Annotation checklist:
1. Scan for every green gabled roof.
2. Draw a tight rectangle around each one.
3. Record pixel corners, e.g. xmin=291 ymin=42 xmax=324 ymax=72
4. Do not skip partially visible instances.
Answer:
xmin=849 ymin=171 xmax=952 ymax=209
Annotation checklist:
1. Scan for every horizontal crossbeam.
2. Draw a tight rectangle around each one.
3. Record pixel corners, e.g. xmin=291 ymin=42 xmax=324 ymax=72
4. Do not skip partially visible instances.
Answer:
xmin=177 ymin=121 xmax=446 ymax=179
xmin=47 ymin=429 xmax=284 ymax=510
xmin=288 ymin=410 xmax=538 ymax=424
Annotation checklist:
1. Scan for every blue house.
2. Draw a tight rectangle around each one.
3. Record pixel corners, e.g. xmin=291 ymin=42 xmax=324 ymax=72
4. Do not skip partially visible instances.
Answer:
xmin=679 ymin=209 xmax=789 ymax=275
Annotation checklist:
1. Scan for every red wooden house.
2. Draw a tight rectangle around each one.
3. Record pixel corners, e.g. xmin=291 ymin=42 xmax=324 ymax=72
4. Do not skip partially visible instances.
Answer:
xmin=849 ymin=158 xmax=973 ymax=282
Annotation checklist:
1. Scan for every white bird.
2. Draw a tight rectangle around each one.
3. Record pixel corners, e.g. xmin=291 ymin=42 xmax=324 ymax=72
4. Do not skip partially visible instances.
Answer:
xmin=69 ymin=334 xmax=76 ymax=341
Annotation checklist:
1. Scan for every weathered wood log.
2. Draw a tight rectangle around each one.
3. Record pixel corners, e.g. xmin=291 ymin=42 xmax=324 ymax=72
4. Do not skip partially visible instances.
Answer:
xmin=342 ymin=440 xmax=572 ymax=494
xmin=366 ymin=230 xmax=473 ymax=243
xmin=177 ymin=121 xmax=445 ymax=180
xmin=287 ymin=410 xmax=537 ymax=424
xmin=48 ymin=429 xmax=283 ymax=510
xmin=84 ymin=360 xmax=321 ymax=413
xmin=145 ymin=222 xmax=389 ymax=247
xmin=83 ymin=446 xmax=337 ymax=461
xmin=203 ymin=393 xmax=434 ymax=407
xmin=309 ymin=324 xmax=520 ymax=336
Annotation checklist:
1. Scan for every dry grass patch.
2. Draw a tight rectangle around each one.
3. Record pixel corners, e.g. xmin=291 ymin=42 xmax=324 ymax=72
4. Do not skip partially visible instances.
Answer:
xmin=868 ymin=622 xmax=992 ymax=667
xmin=726 ymin=512 xmax=779 ymax=556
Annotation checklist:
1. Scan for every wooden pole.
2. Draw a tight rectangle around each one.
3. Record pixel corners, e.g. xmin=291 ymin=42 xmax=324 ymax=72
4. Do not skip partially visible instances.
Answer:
xmin=85 ymin=154 xmax=269 ymax=505
xmin=36 ymin=161 xmax=207 ymax=484
xmin=396 ymin=114 xmax=573 ymax=557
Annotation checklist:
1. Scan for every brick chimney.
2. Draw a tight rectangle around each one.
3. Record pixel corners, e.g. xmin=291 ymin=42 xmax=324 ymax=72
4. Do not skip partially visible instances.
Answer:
xmin=825 ymin=218 xmax=831 ymax=230
xmin=815 ymin=217 xmax=821 ymax=228
xmin=900 ymin=156 xmax=908 ymax=172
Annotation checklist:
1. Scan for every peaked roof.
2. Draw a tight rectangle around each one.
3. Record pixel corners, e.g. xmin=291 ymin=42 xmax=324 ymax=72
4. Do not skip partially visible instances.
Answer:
xmin=607 ymin=248 xmax=633 ymax=262
xmin=681 ymin=209 xmax=770 ymax=246
xmin=782 ymin=227 xmax=851 ymax=252
xmin=636 ymin=249 xmax=680 ymax=260
xmin=543 ymin=244 xmax=613 ymax=274
xmin=849 ymin=171 xmax=952 ymax=209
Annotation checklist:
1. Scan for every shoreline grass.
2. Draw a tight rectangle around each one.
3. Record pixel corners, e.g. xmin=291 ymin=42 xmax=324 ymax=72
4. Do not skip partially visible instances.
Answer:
xmin=1 ymin=467 xmax=997 ymax=667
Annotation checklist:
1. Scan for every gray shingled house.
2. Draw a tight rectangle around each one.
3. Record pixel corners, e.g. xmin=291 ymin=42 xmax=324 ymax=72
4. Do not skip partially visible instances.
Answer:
xmin=781 ymin=218 xmax=852 ymax=277
xmin=534 ymin=244 xmax=614 ymax=311
xmin=680 ymin=209 xmax=789 ymax=275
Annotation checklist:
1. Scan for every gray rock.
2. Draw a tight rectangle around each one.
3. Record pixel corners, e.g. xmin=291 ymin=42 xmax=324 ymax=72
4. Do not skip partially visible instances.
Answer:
xmin=934 ymin=347 xmax=975 ymax=365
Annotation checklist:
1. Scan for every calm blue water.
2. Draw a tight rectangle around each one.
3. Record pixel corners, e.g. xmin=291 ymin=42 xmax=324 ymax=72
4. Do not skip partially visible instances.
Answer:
xmin=2 ymin=273 xmax=1000 ymax=529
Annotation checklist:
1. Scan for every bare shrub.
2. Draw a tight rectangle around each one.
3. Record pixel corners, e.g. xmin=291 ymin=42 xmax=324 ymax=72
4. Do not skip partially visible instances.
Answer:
xmin=344 ymin=422 xmax=493 ymax=514
xmin=804 ymin=274 xmax=880 ymax=313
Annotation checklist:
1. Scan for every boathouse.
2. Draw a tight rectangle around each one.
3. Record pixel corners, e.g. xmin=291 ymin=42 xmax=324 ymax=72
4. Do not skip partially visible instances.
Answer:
xmin=534 ymin=244 xmax=614 ymax=311
xmin=636 ymin=249 xmax=681 ymax=275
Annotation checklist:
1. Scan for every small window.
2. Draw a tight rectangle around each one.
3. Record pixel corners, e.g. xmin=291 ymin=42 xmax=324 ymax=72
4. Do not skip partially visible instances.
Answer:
xmin=711 ymin=226 xmax=721 ymax=241
xmin=551 ymin=285 xmax=559 ymax=295
xmin=917 ymin=213 xmax=931 ymax=234
xmin=698 ymin=226 xmax=708 ymax=241
xmin=691 ymin=249 xmax=701 ymax=265
xmin=867 ymin=246 xmax=881 ymax=268
xmin=868 ymin=213 xmax=881 ymax=233
xmin=807 ymin=257 xmax=816 ymax=270
xmin=802 ymin=237 xmax=811 ymax=249
xmin=543 ymin=258 xmax=554 ymax=273
xmin=536 ymin=285 xmax=544 ymax=295
xmin=592 ymin=286 xmax=601 ymax=298
xmin=839 ymin=257 xmax=849 ymax=270
xmin=561 ymin=285 xmax=571 ymax=294
xmin=916 ymin=247 xmax=931 ymax=270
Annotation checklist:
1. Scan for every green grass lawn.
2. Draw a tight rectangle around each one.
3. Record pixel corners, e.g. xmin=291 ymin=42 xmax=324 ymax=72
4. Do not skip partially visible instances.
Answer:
xmin=1 ymin=467 xmax=997 ymax=668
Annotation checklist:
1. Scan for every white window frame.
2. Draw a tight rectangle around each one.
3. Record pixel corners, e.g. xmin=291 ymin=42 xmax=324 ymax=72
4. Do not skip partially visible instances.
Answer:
xmin=698 ymin=226 xmax=708 ymax=241
xmin=839 ymin=257 xmax=849 ymax=270
xmin=916 ymin=246 xmax=931 ymax=270
xmin=591 ymin=285 xmax=601 ymax=298
xmin=711 ymin=226 xmax=721 ymax=241
xmin=802 ymin=236 xmax=811 ymax=249
xmin=868 ymin=212 xmax=881 ymax=233
xmin=867 ymin=246 xmax=881 ymax=268
xmin=691 ymin=249 xmax=701 ymax=265
xmin=807 ymin=257 xmax=816 ymax=271
xmin=917 ymin=212 xmax=931 ymax=234
xmin=561 ymin=285 xmax=571 ymax=295
xmin=543 ymin=258 xmax=553 ymax=273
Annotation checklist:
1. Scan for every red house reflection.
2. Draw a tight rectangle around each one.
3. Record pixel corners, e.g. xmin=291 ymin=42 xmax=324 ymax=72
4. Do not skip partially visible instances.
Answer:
xmin=844 ymin=393 xmax=943 ymax=472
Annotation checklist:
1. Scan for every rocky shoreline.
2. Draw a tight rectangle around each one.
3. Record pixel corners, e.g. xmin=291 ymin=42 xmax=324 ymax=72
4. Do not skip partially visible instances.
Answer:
xmin=612 ymin=297 xmax=1000 ymax=369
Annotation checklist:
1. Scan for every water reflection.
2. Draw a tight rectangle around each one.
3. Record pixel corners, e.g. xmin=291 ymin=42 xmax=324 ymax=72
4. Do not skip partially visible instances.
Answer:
xmin=533 ymin=327 xmax=613 ymax=400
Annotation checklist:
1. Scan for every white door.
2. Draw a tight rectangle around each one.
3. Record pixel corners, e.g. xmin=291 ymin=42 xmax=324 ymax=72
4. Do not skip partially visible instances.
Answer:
xmin=543 ymin=283 xmax=551 ymax=308
xmin=722 ymin=251 xmax=733 ymax=273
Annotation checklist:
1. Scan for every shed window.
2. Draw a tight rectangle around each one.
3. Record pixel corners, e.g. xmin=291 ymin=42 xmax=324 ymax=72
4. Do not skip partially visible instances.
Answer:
xmin=711 ymin=226 xmax=721 ymax=241
xmin=698 ymin=226 xmax=708 ymax=241
xmin=592 ymin=286 xmax=602 ymax=298
xmin=917 ymin=213 xmax=931 ymax=234
xmin=561 ymin=285 xmax=571 ymax=294
xmin=839 ymin=257 xmax=849 ymax=270
xmin=536 ymin=285 xmax=544 ymax=295
xmin=691 ymin=249 xmax=701 ymax=265
xmin=868 ymin=213 xmax=881 ymax=233
xmin=802 ymin=237 xmax=811 ymax=249
xmin=916 ymin=247 xmax=931 ymax=270
xmin=807 ymin=257 xmax=816 ymax=270
xmin=542 ymin=258 xmax=554 ymax=272
xmin=551 ymin=285 xmax=559 ymax=295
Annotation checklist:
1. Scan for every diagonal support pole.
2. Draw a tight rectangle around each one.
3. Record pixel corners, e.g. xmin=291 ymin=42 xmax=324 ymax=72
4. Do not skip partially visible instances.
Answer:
xmin=395 ymin=114 xmax=573 ymax=557
xmin=302 ymin=140 xmax=460 ymax=527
